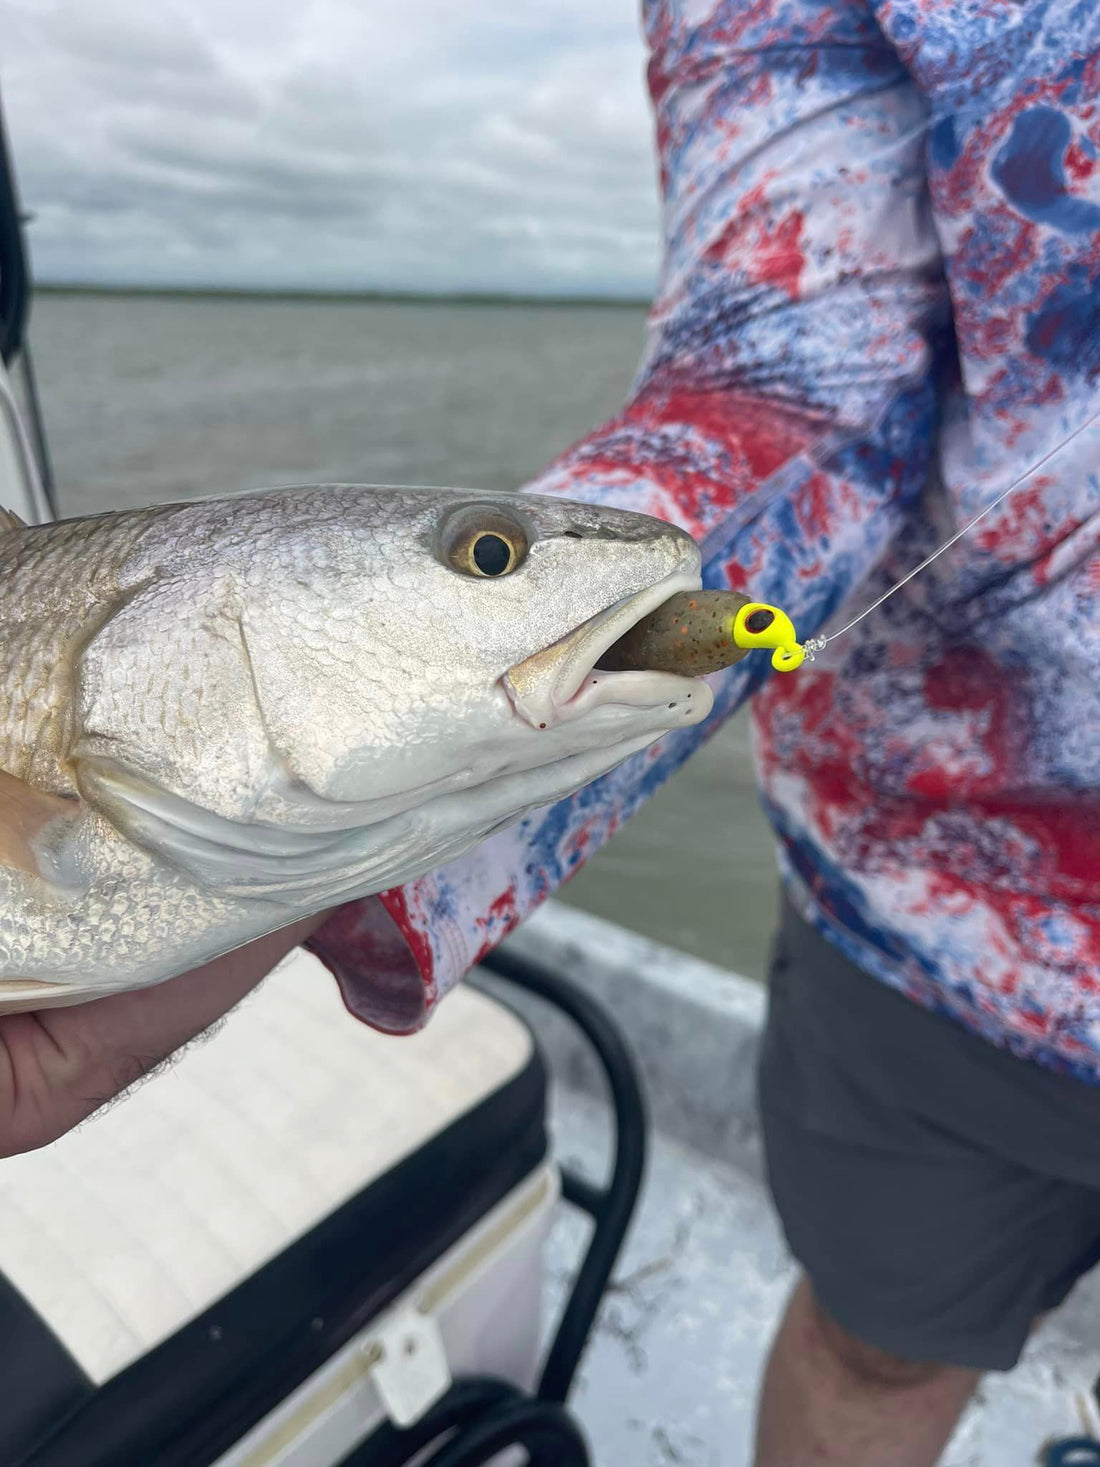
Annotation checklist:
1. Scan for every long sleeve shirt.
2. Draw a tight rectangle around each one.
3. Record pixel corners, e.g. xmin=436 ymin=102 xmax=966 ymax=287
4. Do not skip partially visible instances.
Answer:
xmin=310 ymin=0 xmax=1100 ymax=1080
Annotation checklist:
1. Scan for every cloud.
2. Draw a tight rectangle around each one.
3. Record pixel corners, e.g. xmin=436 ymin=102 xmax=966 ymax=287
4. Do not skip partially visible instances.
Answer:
xmin=1 ymin=0 xmax=662 ymax=296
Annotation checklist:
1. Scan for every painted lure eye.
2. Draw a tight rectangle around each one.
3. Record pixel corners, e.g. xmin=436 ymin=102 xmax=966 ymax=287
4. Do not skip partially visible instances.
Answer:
xmin=441 ymin=507 xmax=530 ymax=578
xmin=745 ymin=608 xmax=775 ymax=634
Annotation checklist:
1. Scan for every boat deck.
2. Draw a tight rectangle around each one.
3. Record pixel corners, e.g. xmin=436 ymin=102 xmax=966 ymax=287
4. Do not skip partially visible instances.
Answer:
xmin=546 ymin=1084 xmax=1100 ymax=1466
xmin=482 ymin=899 xmax=1100 ymax=1467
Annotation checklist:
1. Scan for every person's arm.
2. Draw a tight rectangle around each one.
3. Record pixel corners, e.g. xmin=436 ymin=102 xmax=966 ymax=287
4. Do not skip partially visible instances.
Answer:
xmin=309 ymin=0 xmax=948 ymax=1024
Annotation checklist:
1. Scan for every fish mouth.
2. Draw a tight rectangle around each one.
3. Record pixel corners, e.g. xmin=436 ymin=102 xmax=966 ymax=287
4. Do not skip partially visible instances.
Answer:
xmin=502 ymin=567 xmax=708 ymax=731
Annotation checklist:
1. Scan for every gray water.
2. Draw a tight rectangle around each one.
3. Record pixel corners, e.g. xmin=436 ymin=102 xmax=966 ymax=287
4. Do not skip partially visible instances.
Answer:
xmin=26 ymin=290 xmax=779 ymax=980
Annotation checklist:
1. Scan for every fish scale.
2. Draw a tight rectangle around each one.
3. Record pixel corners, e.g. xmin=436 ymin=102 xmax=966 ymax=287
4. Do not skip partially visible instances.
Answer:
xmin=0 ymin=513 xmax=160 ymax=790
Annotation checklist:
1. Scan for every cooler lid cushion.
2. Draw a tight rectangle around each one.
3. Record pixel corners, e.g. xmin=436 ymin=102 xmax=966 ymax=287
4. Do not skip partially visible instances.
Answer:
xmin=0 ymin=952 xmax=547 ymax=1466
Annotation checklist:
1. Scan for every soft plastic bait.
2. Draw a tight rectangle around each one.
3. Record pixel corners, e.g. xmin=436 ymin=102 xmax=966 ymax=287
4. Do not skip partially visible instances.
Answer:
xmin=600 ymin=590 xmax=807 ymax=675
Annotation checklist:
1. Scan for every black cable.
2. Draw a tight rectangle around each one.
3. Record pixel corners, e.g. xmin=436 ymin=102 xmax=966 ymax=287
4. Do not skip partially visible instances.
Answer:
xmin=560 ymin=1167 xmax=605 ymax=1218
xmin=423 ymin=1397 xmax=590 ymax=1467
xmin=479 ymin=945 xmax=648 ymax=1404
xmin=338 ymin=1378 xmax=521 ymax=1467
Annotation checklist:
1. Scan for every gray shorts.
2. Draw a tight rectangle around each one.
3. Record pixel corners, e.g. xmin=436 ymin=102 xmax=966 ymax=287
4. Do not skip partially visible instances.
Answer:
xmin=757 ymin=897 xmax=1100 ymax=1371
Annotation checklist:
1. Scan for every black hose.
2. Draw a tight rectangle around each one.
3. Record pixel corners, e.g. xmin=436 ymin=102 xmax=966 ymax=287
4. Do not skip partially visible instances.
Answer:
xmin=338 ymin=1377 xmax=520 ymax=1467
xmin=479 ymin=945 xmax=648 ymax=1404
xmin=423 ymin=1397 xmax=590 ymax=1467
xmin=343 ymin=949 xmax=645 ymax=1461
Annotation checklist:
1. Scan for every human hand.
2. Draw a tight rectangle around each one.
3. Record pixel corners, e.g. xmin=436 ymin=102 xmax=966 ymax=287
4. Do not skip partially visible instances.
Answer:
xmin=0 ymin=912 xmax=328 ymax=1158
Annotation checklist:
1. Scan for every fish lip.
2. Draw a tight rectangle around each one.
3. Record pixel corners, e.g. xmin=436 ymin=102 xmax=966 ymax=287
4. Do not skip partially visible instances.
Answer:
xmin=502 ymin=566 xmax=704 ymax=730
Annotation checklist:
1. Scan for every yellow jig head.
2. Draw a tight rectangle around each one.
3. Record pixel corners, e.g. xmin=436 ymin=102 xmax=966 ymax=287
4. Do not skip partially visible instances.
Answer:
xmin=731 ymin=602 xmax=806 ymax=672
xmin=597 ymin=590 xmax=810 ymax=676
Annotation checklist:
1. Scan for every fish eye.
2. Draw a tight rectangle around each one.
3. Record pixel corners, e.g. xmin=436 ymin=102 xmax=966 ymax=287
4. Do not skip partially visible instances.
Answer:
xmin=472 ymin=533 xmax=512 ymax=576
xmin=440 ymin=506 xmax=530 ymax=579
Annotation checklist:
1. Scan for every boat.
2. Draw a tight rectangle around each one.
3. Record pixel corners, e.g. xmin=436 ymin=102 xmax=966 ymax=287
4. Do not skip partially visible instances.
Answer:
xmin=0 ymin=89 xmax=1097 ymax=1467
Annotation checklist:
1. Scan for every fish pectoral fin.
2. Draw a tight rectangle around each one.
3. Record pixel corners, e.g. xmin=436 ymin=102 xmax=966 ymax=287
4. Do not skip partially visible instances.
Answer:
xmin=0 ymin=769 xmax=84 ymax=886
xmin=0 ymin=505 xmax=27 ymax=533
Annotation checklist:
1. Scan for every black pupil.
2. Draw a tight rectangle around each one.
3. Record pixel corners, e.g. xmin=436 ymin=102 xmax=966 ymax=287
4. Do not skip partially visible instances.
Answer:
xmin=746 ymin=609 xmax=774 ymax=633
xmin=473 ymin=533 xmax=512 ymax=576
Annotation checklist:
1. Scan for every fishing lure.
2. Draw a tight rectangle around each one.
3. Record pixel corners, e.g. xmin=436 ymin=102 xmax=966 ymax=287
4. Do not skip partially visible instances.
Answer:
xmin=608 ymin=406 xmax=1099 ymax=677
xmin=600 ymin=590 xmax=806 ymax=673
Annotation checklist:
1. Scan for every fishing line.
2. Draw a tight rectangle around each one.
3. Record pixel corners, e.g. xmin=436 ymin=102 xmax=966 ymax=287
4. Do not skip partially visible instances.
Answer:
xmin=800 ymin=405 xmax=1100 ymax=661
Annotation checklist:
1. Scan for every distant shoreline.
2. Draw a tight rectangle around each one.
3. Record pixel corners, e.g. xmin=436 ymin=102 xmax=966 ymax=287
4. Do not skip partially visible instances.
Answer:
xmin=35 ymin=282 xmax=651 ymax=310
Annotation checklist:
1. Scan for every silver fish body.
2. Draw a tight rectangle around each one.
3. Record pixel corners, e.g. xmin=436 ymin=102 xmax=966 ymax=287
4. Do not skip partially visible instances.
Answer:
xmin=0 ymin=484 xmax=710 ymax=1011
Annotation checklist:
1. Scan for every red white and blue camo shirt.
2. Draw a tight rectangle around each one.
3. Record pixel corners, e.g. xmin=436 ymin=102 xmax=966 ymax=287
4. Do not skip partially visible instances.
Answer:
xmin=312 ymin=0 xmax=1100 ymax=1080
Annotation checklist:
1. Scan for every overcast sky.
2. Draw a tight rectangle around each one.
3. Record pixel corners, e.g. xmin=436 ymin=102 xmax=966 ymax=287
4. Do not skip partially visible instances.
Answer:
xmin=1 ymin=0 xmax=661 ymax=297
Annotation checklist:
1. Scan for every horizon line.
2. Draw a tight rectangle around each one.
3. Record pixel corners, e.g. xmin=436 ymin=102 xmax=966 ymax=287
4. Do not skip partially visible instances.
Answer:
xmin=35 ymin=281 xmax=653 ymax=309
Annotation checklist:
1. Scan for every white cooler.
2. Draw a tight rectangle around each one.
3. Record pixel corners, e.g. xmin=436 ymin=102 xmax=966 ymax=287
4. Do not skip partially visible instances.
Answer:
xmin=0 ymin=951 xmax=558 ymax=1467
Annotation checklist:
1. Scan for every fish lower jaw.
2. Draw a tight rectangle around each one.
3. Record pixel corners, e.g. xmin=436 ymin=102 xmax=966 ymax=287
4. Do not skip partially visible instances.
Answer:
xmin=553 ymin=668 xmax=709 ymax=727
xmin=501 ymin=666 xmax=714 ymax=745
xmin=502 ymin=565 xmax=703 ymax=732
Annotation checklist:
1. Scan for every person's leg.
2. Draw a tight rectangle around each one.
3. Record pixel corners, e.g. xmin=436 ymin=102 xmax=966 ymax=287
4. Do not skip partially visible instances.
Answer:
xmin=754 ymin=1277 xmax=979 ymax=1467
xmin=753 ymin=896 xmax=1100 ymax=1467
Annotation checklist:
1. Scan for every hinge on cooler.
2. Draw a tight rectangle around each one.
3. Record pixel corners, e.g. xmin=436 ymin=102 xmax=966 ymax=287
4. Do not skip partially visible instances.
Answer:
xmin=362 ymin=1307 xmax=452 ymax=1428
